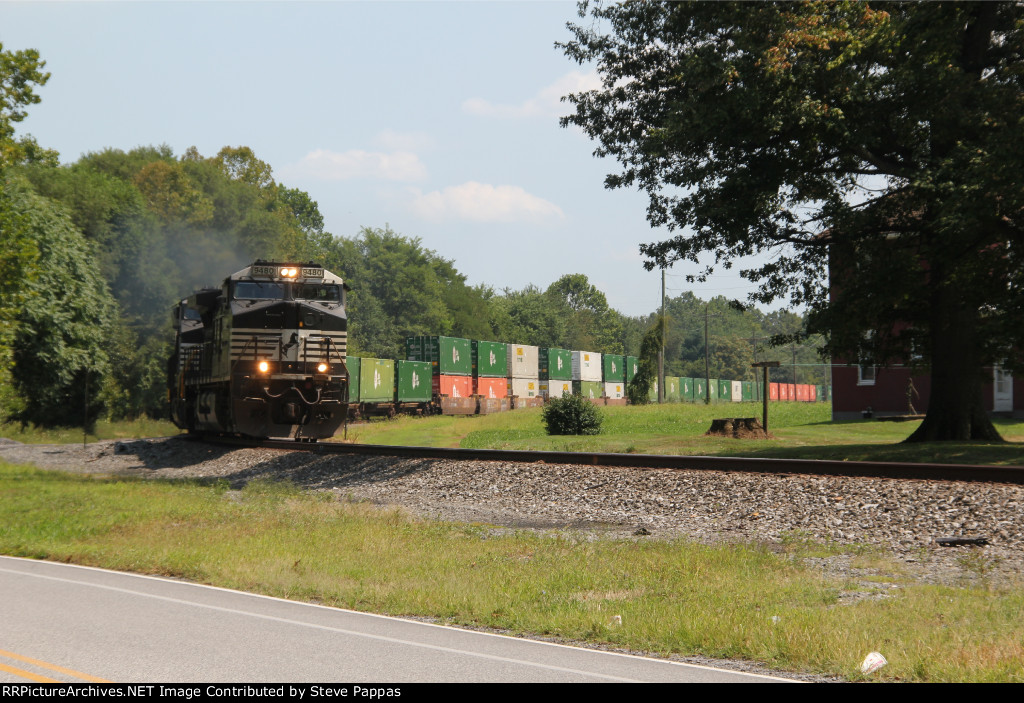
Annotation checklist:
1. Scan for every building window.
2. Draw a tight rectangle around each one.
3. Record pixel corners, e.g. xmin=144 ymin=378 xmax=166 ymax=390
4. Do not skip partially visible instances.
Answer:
xmin=858 ymin=364 xmax=876 ymax=386
xmin=857 ymin=329 xmax=876 ymax=385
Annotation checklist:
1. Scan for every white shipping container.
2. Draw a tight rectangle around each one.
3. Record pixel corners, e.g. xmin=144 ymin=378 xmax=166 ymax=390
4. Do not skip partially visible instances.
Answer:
xmin=506 ymin=344 xmax=539 ymax=378
xmin=731 ymin=380 xmax=743 ymax=402
xmin=540 ymin=379 xmax=573 ymax=399
xmin=604 ymin=382 xmax=624 ymax=400
xmin=508 ymin=377 xmax=540 ymax=398
xmin=571 ymin=351 xmax=603 ymax=382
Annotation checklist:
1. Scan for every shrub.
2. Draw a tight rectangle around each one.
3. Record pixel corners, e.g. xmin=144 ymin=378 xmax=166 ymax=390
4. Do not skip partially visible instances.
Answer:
xmin=542 ymin=393 xmax=603 ymax=435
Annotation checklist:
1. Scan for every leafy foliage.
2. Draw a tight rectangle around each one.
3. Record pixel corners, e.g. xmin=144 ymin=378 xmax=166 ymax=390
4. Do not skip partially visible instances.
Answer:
xmin=541 ymin=392 xmax=603 ymax=436
xmin=0 ymin=42 xmax=49 ymax=168
xmin=626 ymin=318 xmax=662 ymax=405
xmin=560 ymin=1 xmax=1024 ymax=439
xmin=5 ymin=178 xmax=116 ymax=427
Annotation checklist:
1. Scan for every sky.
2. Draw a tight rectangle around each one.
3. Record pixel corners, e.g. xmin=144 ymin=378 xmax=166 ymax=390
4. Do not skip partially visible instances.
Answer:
xmin=2 ymin=0 xmax=785 ymax=318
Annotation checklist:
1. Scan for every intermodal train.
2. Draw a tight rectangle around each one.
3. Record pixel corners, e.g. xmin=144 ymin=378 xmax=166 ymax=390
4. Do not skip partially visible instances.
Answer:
xmin=169 ymin=262 xmax=831 ymax=440
xmin=167 ymin=261 xmax=350 ymax=440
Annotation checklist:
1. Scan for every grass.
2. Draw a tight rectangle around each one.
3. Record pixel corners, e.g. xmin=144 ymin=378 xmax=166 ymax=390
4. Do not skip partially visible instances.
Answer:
xmin=341 ymin=402 xmax=1024 ymax=466
xmin=7 ymin=402 xmax=1024 ymax=466
xmin=1 ymin=460 xmax=1021 ymax=682
xmin=0 ymin=417 xmax=182 ymax=445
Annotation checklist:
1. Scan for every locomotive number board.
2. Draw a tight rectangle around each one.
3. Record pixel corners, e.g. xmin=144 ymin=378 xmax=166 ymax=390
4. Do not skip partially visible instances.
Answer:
xmin=251 ymin=265 xmax=325 ymax=278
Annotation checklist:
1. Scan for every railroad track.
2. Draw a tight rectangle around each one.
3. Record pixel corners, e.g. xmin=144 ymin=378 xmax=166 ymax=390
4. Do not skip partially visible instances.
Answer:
xmin=201 ymin=435 xmax=1024 ymax=485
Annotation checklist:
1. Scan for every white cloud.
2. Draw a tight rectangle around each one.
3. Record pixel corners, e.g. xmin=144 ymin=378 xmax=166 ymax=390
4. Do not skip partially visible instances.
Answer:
xmin=410 ymin=182 xmax=564 ymax=223
xmin=285 ymin=149 xmax=428 ymax=182
xmin=462 ymin=70 xmax=602 ymax=119
xmin=373 ymin=129 xmax=435 ymax=152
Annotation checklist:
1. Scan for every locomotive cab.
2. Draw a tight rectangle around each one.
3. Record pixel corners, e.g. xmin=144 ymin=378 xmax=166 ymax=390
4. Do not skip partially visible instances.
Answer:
xmin=168 ymin=262 xmax=350 ymax=440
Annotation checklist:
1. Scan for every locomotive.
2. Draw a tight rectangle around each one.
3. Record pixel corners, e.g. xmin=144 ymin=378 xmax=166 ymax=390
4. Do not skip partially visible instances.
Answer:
xmin=167 ymin=261 xmax=349 ymax=440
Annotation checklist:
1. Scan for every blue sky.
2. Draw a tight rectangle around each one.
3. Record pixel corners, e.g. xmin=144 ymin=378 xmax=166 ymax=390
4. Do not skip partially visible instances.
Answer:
xmin=3 ymin=0 xmax=778 ymax=317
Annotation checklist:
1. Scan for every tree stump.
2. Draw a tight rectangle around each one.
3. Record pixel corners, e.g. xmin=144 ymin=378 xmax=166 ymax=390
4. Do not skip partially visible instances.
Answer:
xmin=705 ymin=417 xmax=770 ymax=439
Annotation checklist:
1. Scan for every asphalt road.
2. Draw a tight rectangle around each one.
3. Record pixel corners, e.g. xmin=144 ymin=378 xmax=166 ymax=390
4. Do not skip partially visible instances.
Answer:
xmin=0 ymin=556 xmax=794 ymax=683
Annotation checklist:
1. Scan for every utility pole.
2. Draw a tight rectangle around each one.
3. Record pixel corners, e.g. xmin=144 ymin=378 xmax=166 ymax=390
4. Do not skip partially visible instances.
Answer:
xmin=704 ymin=303 xmax=710 ymax=404
xmin=82 ymin=368 xmax=89 ymax=448
xmin=658 ymin=269 xmax=665 ymax=404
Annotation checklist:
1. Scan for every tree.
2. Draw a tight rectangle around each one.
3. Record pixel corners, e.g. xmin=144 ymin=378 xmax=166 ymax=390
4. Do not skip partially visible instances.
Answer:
xmin=4 ymin=178 xmax=117 ymax=427
xmin=0 ymin=43 xmax=49 ymax=168
xmin=561 ymin=1 xmax=1024 ymax=441
xmin=545 ymin=273 xmax=623 ymax=352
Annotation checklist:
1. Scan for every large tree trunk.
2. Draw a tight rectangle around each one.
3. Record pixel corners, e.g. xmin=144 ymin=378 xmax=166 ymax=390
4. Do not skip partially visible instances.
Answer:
xmin=905 ymin=291 xmax=1003 ymax=443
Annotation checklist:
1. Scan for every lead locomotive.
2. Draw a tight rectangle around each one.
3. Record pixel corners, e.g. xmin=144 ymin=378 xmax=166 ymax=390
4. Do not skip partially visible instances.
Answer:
xmin=168 ymin=261 xmax=349 ymax=440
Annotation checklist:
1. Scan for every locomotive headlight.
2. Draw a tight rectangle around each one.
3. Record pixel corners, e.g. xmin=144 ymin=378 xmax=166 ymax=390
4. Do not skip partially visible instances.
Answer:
xmin=317 ymin=362 xmax=329 ymax=373
xmin=279 ymin=267 xmax=297 ymax=278
xmin=258 ymin=361 xmax=270 ymax=373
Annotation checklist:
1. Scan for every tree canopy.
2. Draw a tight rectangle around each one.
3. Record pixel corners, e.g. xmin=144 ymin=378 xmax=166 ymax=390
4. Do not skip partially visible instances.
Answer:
xmin=561 ymin=1 xmax=1024 ymax=440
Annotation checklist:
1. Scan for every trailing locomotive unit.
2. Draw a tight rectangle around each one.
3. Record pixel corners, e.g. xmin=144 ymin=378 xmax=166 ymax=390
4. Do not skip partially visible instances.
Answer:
xmin=168 ymin=261 xmax=349 ymax=439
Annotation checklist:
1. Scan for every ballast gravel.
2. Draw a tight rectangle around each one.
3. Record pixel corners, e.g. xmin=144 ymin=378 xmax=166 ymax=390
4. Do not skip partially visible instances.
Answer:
xmin=2 ymin=435 xmax=1021 ymax=588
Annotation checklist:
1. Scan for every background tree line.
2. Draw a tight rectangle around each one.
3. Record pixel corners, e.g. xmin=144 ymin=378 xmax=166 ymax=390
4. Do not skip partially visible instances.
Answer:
xmin=0 ymin=43 xmax=824 ymax=429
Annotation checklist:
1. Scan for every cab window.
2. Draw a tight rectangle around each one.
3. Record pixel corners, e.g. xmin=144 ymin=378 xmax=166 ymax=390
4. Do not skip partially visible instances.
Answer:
xmin=294 ymin=284 xmax=341 ymax=303
xmin=234 ymin=282 xmax=285 ymax=300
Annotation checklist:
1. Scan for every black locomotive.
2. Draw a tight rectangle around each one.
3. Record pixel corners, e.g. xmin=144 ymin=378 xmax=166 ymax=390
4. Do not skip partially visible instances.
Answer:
xmin=167 ymin=261 xmax=349 ymax=440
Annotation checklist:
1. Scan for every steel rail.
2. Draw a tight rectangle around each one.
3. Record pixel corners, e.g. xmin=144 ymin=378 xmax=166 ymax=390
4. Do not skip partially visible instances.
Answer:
xmin=200 ymin=435 xmax=1024 ymax=485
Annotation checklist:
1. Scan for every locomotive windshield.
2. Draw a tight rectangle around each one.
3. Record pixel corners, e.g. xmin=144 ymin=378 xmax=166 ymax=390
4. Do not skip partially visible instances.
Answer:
xmin=294 ymin=284 xmax=341 ymax=303
xmin=234 ymin=281 xmax=285 ymax=300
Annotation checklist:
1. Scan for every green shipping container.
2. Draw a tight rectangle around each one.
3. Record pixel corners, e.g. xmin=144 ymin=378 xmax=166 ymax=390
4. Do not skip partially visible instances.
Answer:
xmin=539 ymin=347 xmax=573 ymax=381
xmin=742 ymin=381 xmax=754 ymax=401
xmin=665 ymin=376 xmax=681 ymax=402
xmin=359 ymin=358 xmax=395 ymax=403
xmin=406 ymin=337 xmax=421 ymax=361
xmin=573 ymin=380 xmax=603 ymax=399
xmin=694 ymin=378 xmax=707 ymax=401
xmin=648 ymin=379 xmax=659 ymax=403
xmin=347 ymin=356 xmax=361 ymax=402
xmin=680 ymin=377 xmax=694 ymax=402
xmin=396 ymin=360 xmax=432 ymax=402
xmin=707 ymin=378 xmax=719 ymax=402
xmin=625 ymin=356 xmax=639 ymax=383
xmin=602 ymin=354 xmax=625 ymax=382
xmin=407 ymin=336 xmax=472 ymax=376
xmin=718 ymin=379 xmax=732 ymax=402
xmin=473 ymin=340 xmax=508 ymax=378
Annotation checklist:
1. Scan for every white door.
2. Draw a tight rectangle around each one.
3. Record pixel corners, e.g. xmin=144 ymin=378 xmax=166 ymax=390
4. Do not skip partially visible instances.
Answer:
xmin=994 ymin=365 xmax=1013 ymax=412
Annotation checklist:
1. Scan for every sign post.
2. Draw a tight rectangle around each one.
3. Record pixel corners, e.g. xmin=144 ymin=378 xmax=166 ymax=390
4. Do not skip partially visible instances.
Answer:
xmin=751 ymin=361 xmax=781 ymax=433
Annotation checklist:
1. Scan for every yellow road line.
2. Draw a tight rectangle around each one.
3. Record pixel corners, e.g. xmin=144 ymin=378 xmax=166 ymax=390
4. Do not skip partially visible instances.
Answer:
xmin=0 ymin=661 xmax=58 ymax=683
xmin=0 ymin=649 xmax=111 ymax=683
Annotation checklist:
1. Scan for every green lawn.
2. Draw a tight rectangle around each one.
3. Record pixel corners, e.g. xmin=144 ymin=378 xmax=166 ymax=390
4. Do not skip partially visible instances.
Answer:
xmin=340 ymin=402 xmax=1024 ymax=466
xmin=5 ymin=402 xmax=1023 ymax=466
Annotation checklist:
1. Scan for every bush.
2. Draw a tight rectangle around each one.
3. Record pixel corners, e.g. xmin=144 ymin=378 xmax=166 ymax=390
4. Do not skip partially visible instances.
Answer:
xmin=542 ymin=393 xmax=603 ymax=435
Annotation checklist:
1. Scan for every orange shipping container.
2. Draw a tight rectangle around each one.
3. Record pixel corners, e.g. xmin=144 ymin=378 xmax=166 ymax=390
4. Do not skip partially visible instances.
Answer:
xmin=434 ymin=375 xmax=473 ymax=398
xmin=476 ymin=377 xmax=508 ymax=398
xmin=769 ymin=383 xmax=779 ymax=400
